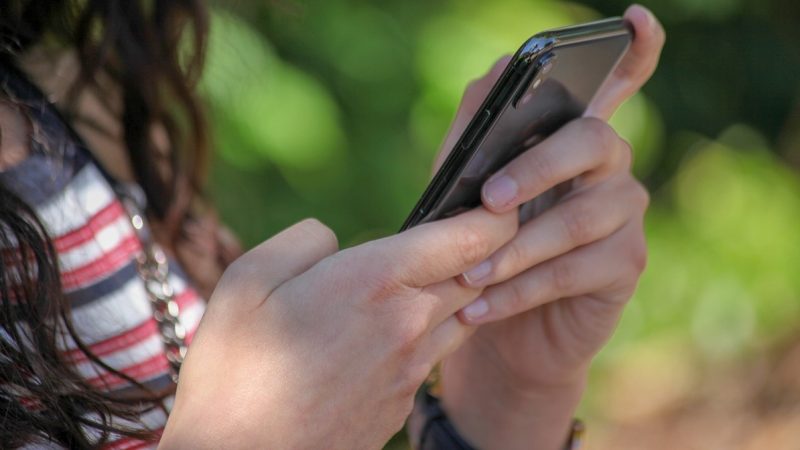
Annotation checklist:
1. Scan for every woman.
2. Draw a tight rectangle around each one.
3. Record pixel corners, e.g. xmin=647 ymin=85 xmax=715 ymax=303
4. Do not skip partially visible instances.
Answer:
xmin=0 ymin=1 xmax=664 ymax=449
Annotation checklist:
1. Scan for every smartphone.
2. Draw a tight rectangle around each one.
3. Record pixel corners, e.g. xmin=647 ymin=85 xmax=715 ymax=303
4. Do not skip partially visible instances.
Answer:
xmin=400 ymin=17 xmax=633 ymax=230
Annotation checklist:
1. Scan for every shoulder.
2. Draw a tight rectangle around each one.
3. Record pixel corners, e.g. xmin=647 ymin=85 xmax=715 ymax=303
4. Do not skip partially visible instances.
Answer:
xmin=0 ymin=100 xmax=32 ymax=171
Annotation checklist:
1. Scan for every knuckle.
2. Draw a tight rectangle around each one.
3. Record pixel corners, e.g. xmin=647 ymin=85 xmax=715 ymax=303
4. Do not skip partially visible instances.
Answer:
xmin=297 ymin=218 xmax=339 ymax=251
xmin=366 ymin=269 xmax=406 ymax=304
xmin=221 ymin=257 xmax=245 ymax=281
xmin=550 ymin=259 xmax=576 ymax=293
xmin=400 ymin=362 xmax=432 ymax=398
xmin=392 ymin=317 xmax=427 ymax=358
xmin=580 ymin=117 xmax=620 ymax=154
xmin=500 ymin=241 xmax=526 ymax=279
xmin=218 ymin=256 xmax=251 ymax=292
xmin=455 ymin=225 xmax=490 ymax=268
xmin=505 ymin=281 xmax=529 ymax=315
xmin=525 ymin=150 xmax=557 ymax=187
xmin=633 ymin=182 xmax=651 ymax=210
xmin=560 ymin=202 xmax=595 ymax=245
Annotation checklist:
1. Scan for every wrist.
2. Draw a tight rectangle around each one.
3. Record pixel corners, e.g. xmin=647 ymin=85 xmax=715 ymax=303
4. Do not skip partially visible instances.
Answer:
xmin=440 ymin=348 xmax=588 ymax=450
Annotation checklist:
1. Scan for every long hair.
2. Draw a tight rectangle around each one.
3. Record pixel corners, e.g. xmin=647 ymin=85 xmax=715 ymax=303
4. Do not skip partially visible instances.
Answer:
xmin=0 ymin=0 xmax=210 ymax=446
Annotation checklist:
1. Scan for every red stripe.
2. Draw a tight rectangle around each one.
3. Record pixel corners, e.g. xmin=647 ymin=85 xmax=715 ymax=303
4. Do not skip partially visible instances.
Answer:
xmin=61 ymin=235 xmax=141 ymax=290
xmin=54 ymin=201 xmax=126 ymax=252
xmin=63 ymin=320 xmax=157 ymax=363
xmin=105 ymin=440 xmax=154 ymax=450
xmin=102 ymin=428 xmax=163 ymax=450
xmin=88 ymin=353 xmax=169 ymax=389
xmin=62 ymin=289 xmax=200 ymax=363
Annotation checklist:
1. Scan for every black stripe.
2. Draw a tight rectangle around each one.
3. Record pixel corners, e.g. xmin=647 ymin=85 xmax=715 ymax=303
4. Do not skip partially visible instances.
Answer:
xmin=106 ymin=372 xmax=175 ymax=397
xmin=0 ymin=58 xmax=93 ymax=206
xmin=66 ymin=261 xmax=139 ymax=309
xmin=0 ymin=58 xmax=121 ymax=189
xmin=0 ymin=147 xmax=89 ymax=207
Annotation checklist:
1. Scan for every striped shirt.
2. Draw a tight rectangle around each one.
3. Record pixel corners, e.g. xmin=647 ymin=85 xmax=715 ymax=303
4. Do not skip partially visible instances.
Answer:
xmin=1 ymin=64 xmax=204 ymax=449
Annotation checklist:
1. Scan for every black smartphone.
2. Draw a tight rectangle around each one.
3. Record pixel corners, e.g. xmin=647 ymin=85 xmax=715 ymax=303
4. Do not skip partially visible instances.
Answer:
xmin=401 ymin=18 xmax=633 ymax=230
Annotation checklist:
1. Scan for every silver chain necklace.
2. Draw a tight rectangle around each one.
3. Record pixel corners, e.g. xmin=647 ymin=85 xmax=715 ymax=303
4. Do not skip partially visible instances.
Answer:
xmin=117 ymin=184 xmax=188 ymax=383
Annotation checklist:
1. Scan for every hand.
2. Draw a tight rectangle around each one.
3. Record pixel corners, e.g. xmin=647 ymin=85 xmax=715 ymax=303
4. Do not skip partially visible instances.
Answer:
xmin=159 ymin=208 xmax=517 ymax=449
xmin=432 ymin=5 xmax=666 ymax=449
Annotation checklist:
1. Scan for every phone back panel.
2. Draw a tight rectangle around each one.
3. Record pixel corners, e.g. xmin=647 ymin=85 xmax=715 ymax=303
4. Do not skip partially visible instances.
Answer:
xmin=402 ymin=20 xmax=631 ymax=229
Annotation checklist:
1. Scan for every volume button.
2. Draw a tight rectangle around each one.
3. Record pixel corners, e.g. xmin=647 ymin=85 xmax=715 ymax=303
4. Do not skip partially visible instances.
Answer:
xmin=461 ymin=109 xmax=492 ymax=149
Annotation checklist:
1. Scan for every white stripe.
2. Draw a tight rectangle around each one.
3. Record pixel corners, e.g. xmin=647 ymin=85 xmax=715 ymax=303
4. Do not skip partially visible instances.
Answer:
xmin=99 ymin=405 xmax=171 ymax=446
xmin=65 ymin=299 xmax=203 ymax=378
xmin=79 ymin=405 xmax=169 ymax=446
xmin=70 ymin=333 xmax=164 ymax=379
xmin=169 ymin=275 xmax=188 ymax=293
xmin=181 ymin=299 xmax=205 ymax=334
xmin=68 ymin=277 xmax=152 ymax=344
xmin=36 ymin=164 xmax=114 ymax=237
xmin=121 ymin=402 xmax=170 ymax=432
xmin=57 ymin=215 xmax=135 ymax=271
xmin=61 ymin=274 xmax=196 ymax=349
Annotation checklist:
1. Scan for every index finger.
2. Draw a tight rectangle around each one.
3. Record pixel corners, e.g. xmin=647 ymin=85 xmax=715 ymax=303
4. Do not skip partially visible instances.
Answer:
xmin=584 ymin=4 xmax=666 ymax=120
xmin=361 ymin=207 xmax=519 ymax=289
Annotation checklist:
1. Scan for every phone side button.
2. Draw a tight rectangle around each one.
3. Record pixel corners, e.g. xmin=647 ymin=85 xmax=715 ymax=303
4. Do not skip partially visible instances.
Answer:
xmin=461 ymin=109 xmax=492 ymax=149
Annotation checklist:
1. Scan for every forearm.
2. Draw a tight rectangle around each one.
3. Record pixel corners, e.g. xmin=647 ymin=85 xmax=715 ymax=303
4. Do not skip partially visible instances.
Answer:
xmin=439 ymin=349 xmax=587 ymax=450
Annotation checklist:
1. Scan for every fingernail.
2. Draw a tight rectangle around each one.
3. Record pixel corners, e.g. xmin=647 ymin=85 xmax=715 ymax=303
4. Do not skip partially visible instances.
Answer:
xmin=483 ymin=175 xmax=518 ymax=208
xmin=462 ymin=298 xmax=489 ymax=322
xmin=462 ymin=260 xmax=492 ymax=285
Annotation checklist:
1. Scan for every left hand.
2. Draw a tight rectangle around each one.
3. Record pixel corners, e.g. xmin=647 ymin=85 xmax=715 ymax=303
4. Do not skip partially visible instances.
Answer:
xmin=433 ymin=5 xmax=665 ymax=449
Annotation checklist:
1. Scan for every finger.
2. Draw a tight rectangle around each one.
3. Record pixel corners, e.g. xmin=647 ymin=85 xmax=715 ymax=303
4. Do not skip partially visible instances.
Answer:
xmin=213 ymin=218 xmax=339 ymax=309
xmin=364 ymin=207 xmax=518 ymax=289
xmin=481 ymin=118 xmax=628 ymax=212
xmin=435 ymin=56 xmax=512 ymax=172
xmin=420 ymin=277 xmax=483 ymax=327
xmin=585 ymin=4 xmax=666 ymax=120
xmin=458 ymin=219 xmax=647 ymax=324
xmin=463 ymin=176 xmax=649 ymax=288
xmin=423 ymin=315 xmax=476 ymax=364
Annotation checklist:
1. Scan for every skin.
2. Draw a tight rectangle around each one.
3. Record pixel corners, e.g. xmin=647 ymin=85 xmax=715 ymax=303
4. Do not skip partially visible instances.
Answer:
xmin=1 ymin=4 xmax=664 ymax=449
xmin=160 ymin=210 xmax=520 ymax=449
xmin=163 ymin=6 xmax=663 ymax=448
xmin=436 ymin=5 xmax=666 ymax=449
xmin=161 ymin=5 xmax=664 ymax=450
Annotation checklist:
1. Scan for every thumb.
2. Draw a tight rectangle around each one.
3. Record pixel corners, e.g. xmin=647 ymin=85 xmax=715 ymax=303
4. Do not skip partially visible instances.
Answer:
xmin=584 ymin=4 xmax=666 ymax=121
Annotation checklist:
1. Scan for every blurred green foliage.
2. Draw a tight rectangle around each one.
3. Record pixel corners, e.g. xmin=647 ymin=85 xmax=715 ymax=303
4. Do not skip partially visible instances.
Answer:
xmin=204 ymin=0 xmax=800 ymax=446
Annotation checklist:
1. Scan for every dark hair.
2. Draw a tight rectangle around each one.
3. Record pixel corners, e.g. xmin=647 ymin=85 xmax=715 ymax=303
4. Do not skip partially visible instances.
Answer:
xmin=0 ymin=0 xmax=210 ymax=447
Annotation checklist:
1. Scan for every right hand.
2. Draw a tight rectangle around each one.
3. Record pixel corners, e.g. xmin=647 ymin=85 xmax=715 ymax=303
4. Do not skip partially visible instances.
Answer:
xmin=159 ymin=210 xmax=517 ymax=449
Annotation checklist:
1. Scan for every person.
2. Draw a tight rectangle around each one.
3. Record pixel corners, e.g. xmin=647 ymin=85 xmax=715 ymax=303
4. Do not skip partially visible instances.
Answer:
xmin=0 ymin=1 xmax=664 ymax=449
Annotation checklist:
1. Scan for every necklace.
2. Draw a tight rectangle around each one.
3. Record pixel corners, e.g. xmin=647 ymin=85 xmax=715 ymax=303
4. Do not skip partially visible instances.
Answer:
xmin=117 ymin=183 xmax=188 ymax=383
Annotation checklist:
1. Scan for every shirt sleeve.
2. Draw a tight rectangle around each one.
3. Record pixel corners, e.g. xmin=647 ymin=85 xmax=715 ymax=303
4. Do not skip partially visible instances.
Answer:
xmin=409 ymin=389 xmax=478 ymax=450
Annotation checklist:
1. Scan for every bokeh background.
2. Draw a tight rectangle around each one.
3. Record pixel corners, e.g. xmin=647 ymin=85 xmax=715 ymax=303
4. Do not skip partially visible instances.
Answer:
xmin=204 ymin=0 xmax=800 ymax=448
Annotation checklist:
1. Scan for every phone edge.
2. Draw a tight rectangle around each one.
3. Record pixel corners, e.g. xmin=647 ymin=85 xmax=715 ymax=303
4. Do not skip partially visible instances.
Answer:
xmin=399 ymin=17 xmax=631 ymax=231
